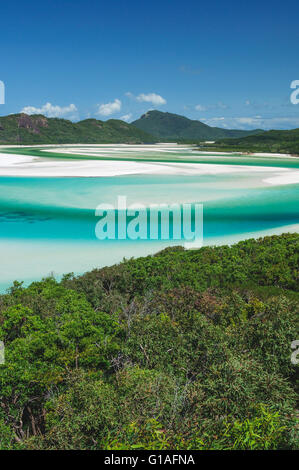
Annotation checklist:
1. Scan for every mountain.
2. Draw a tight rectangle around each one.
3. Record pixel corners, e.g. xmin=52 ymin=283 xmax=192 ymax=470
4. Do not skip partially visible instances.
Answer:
xmin=0 ymin=113 xmax=157 ymax=145
xmin=132 ymin=110 xmax=262 ymax=141
xmin=210 ymin=128 xmax=299 ymax=155
xmin=0 ymin=111 xmax=269 ymax=146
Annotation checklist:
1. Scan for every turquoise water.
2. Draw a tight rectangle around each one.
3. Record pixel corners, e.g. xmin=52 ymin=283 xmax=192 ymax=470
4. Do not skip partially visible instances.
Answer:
xmin=0 ymin=153 xmax=298 ymax=291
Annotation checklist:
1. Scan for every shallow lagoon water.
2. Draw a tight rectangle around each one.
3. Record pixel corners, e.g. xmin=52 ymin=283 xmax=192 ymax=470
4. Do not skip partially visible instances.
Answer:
xmin=0 ymin=146 xmax=298 ymax=291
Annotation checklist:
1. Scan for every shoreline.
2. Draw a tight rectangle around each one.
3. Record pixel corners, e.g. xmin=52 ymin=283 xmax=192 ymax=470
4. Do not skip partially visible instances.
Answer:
xmin=0 ymin=225 xmax=298 ymax=292
xmin=0 ymin=143 xmax=298 ymax=159
xmin=196 ymin=149 xmax=299 ymax=158
xmin=0 ymin=144 xmax=298 ymax=185
xmin=0 ymin=151 xmax=298 ymax=185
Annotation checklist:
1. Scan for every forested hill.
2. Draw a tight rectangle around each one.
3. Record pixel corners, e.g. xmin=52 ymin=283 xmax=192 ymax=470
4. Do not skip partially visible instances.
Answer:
xmin=213 ymin=128 xmax=299 ymax=155
xmin=1 ymin=112 xmax=298 ymax=150
xmin=0 ymin=233 xmax=298 ymax=450
xmin=132 ymin=110 xmax=262 ymax=140
xmin=0 ymin=113 xmax=157 ymax=144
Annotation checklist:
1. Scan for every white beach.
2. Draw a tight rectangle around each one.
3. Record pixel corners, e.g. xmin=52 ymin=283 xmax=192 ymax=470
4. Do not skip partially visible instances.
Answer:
xmin=0 ymin=151 xmax=298 ymax=186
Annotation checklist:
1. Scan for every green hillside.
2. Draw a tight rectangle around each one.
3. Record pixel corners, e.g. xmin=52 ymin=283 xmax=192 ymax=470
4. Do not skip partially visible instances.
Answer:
xmin=211 ymin=128 xmax=299 ymax=155
xmin=0 ymin=113 xmax=157 ymax=145
xmin=1 ymin=112 xmax=297 ymax=152
xmin=132 ymin=110 xmax=262 ymax=141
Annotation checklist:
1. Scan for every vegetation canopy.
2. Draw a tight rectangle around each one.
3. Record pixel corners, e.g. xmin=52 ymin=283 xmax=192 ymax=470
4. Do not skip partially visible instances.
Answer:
xmin=0 ymin=233 xmax=298 ymax=450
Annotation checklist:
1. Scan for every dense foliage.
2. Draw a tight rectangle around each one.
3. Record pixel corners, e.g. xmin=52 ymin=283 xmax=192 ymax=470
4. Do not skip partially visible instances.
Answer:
xmin=132 ymin=110 xmax=261 ymax=140
xmin=0 ymin=233 xmax=298 ymax=450
xmin=209 ymin=128 xmax=299 ymax=155
xmin=0 ymin=113 xmax=156 ymax=145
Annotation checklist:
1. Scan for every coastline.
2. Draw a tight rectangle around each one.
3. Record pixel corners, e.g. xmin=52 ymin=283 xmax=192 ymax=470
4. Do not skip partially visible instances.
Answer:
xmin=1 ymin=225 xmax=299 ymax=293
xmin=196 ymin=149 xmax=299 ymax=158
xmin=1 ymin=143 xmax=298 ymax=159
xmin=0 ymin=151 xmax=298 ymax=185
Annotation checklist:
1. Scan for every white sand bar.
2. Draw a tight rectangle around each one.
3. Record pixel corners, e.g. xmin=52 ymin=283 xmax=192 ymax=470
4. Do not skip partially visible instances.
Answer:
xmin=0 ymin=151 xmax=293 ymax=180
xmin=0 ymin=143 xmax=298 ymax=185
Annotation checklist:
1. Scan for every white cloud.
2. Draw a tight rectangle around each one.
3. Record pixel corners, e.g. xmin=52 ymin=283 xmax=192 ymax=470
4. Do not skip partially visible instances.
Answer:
xmin=136 ymin=93 xmax=166 ymax=105
xmin=245 ymin=100 xmax=251 ymax=106
xmin=120 ymin=113 xmax=133 ymax=122
xmin=21 ymin=102 xmax=78 ymax=119
xmin=195 ymin=102 xmax=228 ymax=112
xmin=126 ymin=92 xmax=166 ymax=106
xmin=206 ymin=117 xmax=225 ymax=121
xmin=200 ymin=115 xmax=299 ymax=130
xmin=96 ymin=99 xmax=122 ymax=116
xmin=195 ymin=104 xmax=206 ymax=111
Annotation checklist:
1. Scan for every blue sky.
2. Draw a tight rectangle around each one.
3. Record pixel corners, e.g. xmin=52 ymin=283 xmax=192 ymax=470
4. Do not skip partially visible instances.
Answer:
xmin=0 ymin=0 xmax=299 ymax=129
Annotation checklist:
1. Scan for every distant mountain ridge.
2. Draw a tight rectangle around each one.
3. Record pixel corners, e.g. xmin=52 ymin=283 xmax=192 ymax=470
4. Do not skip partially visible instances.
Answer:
xmin=0 ymin=113 xmax=157 ymax=145
xmin=0 ymin=111 xmax=279 ymax=146
xmin=132 ymin=110 xmax=263 ymax=140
